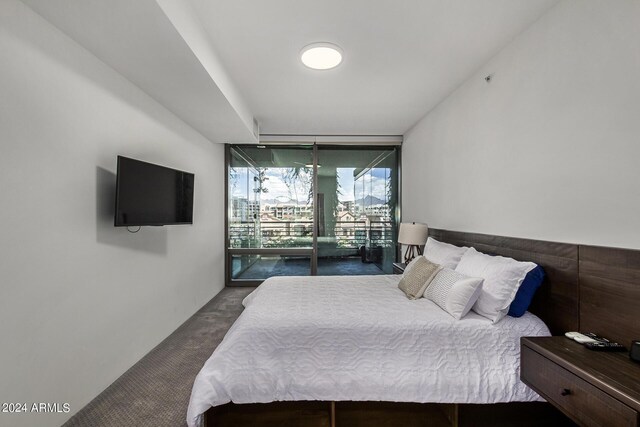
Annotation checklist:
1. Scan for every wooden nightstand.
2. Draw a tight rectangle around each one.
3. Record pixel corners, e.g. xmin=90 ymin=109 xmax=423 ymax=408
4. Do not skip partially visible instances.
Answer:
xmin=392 ymin=262 xmax=406 ymax=274
xmin=521 ymin=336 xmax=640 ymax=427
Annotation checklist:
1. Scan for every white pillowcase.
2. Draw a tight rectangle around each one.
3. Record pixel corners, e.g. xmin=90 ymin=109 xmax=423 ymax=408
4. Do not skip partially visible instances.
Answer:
xmin=455 ymin=247 xmax=536 ymax=323
xmin=424 ymin=268 xmax=483 ymax=320
xmin=423 ymin=237 xmax=468 ymax=269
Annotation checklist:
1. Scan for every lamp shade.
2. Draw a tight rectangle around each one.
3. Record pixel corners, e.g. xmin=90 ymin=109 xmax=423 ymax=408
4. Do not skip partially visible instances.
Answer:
xmin=397 ymin=222 xmax=429 ymax=245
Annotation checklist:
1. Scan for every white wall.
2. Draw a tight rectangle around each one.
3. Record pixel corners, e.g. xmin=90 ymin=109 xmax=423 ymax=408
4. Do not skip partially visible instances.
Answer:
xmin=0 ymin=1 xmax=225 ymax=426
xmin=403 ymin=0 xmax=640 ymax=249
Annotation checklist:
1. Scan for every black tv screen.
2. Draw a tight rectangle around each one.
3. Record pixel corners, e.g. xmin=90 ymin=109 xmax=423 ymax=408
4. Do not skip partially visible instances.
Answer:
xmin=114 ymin=156 xmax=194 ymax=226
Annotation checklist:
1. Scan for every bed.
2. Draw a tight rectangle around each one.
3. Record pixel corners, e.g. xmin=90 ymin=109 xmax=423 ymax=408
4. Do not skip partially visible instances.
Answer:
xmin=187 ymin=275 xmax=549 ymax=426
xmin=188 ymin=229 xmax=583 ymax=427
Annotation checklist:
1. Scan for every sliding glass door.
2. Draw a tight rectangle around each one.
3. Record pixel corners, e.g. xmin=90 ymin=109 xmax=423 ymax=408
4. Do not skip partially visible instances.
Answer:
xmin=226 ymin=144 xmax=399 ymax=285
xmin=228 ymin=145 xmax=314 ymax=282
xmin=316 ymin=147 xmax=398 ymax=275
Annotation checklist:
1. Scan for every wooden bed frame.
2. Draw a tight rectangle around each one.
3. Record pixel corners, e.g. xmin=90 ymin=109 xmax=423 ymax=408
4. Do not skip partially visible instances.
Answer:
xmin=204 ymin=228 xmax=640 ymax=427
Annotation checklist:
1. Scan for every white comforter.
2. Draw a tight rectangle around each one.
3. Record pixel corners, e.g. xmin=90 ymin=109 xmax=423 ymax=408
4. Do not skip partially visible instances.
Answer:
xmin=187 ymin=275 xmax=550 ymax=427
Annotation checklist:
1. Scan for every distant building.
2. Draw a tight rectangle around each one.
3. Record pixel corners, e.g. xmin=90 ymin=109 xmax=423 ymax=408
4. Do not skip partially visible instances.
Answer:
xmin=362 ymin=204 xmax=391 ymax=220
xmin=233 ymin=196 xmax=392 ymax=249
xmin=231 ymin=197 xmax=249 ymax=221
xmin=262 ymin=203 xmax=313 ymax=220
xmin=338 ymin=211 xmax=355 ymax=222
xmin=231 ymin=197 xmax=261 ymax=221
xmin=339 ymin=200 xmax=354 ymax=212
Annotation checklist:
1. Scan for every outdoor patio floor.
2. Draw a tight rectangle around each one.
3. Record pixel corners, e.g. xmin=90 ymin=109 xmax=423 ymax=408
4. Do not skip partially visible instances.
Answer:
xmin=233 ymin=257 xmax=387 ymax=279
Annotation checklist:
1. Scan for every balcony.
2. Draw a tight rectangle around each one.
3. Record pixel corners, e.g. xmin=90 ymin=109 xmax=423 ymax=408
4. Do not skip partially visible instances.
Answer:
xmin=229 ymin=220 xmax=396 ymax=279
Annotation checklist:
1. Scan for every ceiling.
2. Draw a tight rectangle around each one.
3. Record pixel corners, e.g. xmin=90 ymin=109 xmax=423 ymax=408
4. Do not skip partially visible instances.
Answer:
xmin=22 ymin=0 xmax=258 ymax=143
xmin=190 ymin=0 xmax=560 ymax=136
xmin=23 ymin=0 xmax=560 ymax=141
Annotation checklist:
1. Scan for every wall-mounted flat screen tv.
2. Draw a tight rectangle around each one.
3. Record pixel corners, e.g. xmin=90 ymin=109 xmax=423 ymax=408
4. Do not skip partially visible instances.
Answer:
xmin=114 ymin=156 xmax=194 ymax=227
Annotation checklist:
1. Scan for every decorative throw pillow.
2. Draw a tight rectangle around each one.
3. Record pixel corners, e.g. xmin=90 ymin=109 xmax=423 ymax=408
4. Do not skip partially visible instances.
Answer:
xmin=402 ymin=255 xmax=419 ymax=276
xmin=424 ymin=268 xmax=484 ymax=319
xmin=455 ymin=247 xmax=536 ymax=323
xmin=398 ymin=257 xmax=441 ymax=300
xmin=507 ymin=265 xmax=545 ymax=317
xmin=423 ymin=237 xmax=468 ymax=269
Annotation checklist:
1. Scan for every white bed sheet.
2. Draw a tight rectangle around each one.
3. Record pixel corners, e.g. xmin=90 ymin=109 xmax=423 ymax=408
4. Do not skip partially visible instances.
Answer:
xmin=187 ymin=275 xmax=550 ymax=427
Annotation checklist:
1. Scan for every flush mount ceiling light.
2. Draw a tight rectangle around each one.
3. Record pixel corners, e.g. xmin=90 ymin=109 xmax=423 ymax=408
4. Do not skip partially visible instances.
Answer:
xmin=300 ymin=42 xmax=343 ymax=70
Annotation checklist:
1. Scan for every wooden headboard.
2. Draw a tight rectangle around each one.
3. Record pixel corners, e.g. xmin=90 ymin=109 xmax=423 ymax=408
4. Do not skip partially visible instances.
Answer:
xmin=430 ymin=229 xmax=640 ymax=345
xmin=429 ymin=228 xmax=579 ymax=335
xmin=579 ymin=245 xmax=640 ymax=347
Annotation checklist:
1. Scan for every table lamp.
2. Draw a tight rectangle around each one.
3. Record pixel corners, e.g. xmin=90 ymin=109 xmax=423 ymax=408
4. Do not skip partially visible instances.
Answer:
xmin=398 ymin=222 xmax=429 ymax=264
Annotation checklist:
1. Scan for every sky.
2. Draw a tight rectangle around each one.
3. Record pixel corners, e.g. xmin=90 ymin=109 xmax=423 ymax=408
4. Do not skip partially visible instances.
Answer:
xmin=230 ymin=166 xmax=390 ymax=204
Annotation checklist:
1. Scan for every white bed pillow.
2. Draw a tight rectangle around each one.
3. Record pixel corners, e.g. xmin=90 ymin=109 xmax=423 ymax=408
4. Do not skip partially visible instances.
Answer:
xmin=423 ymin=237 xmax=468 ymax=269
xmin=424 ymin=268 xmax=483 ymax=320
xmin=455 ymin=247 xmax=536 ymax=323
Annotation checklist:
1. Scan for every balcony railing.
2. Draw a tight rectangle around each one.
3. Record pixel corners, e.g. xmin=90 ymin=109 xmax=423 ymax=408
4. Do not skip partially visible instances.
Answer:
xmin=229 ymin=220 xmax=394 ymax=249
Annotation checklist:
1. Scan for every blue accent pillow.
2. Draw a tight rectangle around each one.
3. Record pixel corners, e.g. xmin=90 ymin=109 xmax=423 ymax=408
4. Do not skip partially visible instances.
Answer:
xmin=508 ymin=265 xmax=545 ymax=317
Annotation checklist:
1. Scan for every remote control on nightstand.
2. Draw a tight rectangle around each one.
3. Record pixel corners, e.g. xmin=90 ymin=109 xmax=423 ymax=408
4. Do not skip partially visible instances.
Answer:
xmin=585 ymin=341 xmax=627 ymax=352
xmin=564 ymin=331 xmax=600 ymax=344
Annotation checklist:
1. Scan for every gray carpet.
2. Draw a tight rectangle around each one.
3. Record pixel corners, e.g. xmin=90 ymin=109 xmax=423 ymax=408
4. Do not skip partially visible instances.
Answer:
xmin=63 ymin=287 xmax=254 ymax=427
